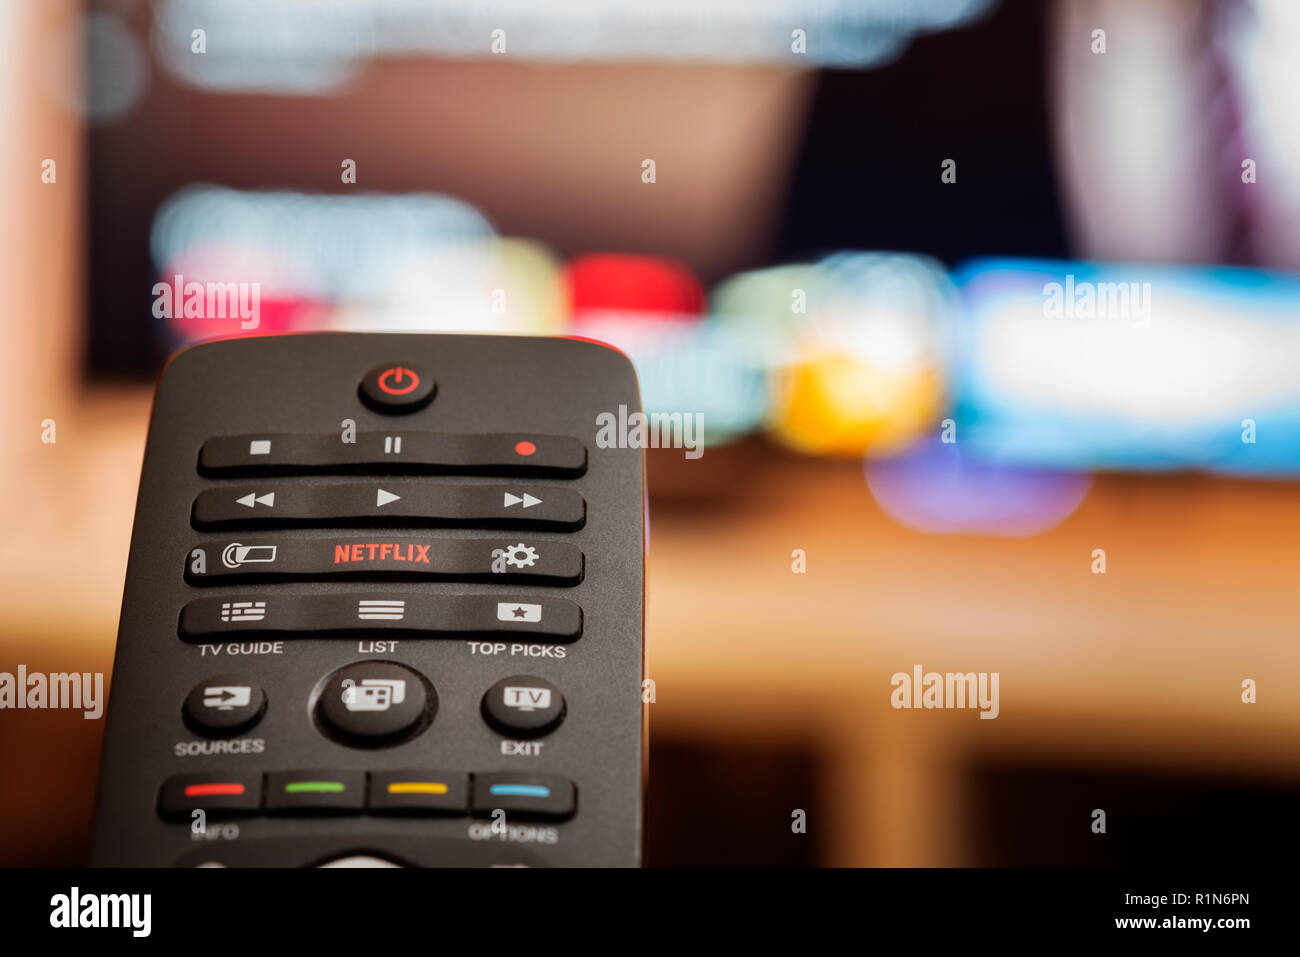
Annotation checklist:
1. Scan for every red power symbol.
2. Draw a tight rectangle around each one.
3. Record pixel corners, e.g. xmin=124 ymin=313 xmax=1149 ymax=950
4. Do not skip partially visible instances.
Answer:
xmin=377 ymin=366 xmax=420 ymax=395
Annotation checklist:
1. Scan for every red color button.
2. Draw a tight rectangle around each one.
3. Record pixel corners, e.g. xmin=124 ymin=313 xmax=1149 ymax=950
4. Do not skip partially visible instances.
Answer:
xmin=515 ymin=441 xmax=536 ymax=456
xmin=185 ymin=782 xmax=247 ymax=798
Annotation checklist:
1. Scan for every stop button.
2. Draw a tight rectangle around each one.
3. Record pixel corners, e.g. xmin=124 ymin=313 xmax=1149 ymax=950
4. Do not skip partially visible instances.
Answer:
xmin=359 ymin=362 xmax=436 ymax=413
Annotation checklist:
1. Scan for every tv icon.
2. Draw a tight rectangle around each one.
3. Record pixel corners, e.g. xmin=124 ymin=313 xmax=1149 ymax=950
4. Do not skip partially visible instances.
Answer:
xmin=502 ymin=686 xmax=551 ymax=712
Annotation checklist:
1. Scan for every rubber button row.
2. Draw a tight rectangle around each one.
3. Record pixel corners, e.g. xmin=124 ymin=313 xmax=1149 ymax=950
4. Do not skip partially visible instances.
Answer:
xmin=192 ymin=482 xmax=585 ymax=531
xmin=185 ymin=537 xmax=582 ymax=585
xmin=179 ymin=593 xmax=582 ymax=643
xmin=159 ymin=770 xmax=576 ymax=820
xmin=199 ymin=432 xmax=586 ymax=477
xmin=183 ymin=667 xmax=567 ymax=743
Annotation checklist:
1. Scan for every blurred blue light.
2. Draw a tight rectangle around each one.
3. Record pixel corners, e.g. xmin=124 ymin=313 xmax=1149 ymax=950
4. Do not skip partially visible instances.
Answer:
xmin=150 ymin=186 xmax=496 ymax=302
xmin=572 ymin=318 xmax=768 ymax=447
xmin=153 ymin=0 xmax=999 ymax=92
xmin=952 ymin=258 xmax=1300 ymax=476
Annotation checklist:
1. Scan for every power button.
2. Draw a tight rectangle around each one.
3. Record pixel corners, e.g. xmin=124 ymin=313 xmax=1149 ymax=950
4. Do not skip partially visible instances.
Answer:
xmin=359 ymin=362 xmax=436 ymax=414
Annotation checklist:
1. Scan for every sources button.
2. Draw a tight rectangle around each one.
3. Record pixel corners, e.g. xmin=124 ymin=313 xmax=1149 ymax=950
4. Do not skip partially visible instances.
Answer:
xmin=182 ymin=674 xmax=266 ymax=737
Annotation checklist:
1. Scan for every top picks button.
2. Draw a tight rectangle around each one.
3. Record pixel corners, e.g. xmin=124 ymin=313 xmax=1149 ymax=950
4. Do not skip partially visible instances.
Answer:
xmin=359 ymin=362 xmax=436 ymax=414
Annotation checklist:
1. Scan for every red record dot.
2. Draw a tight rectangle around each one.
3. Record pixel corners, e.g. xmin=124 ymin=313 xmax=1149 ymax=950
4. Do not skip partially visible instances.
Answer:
xmin=515 ymin=441 xmax=537 ymax=456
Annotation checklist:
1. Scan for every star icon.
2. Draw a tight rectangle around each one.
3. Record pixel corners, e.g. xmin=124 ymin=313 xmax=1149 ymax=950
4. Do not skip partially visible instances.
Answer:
xmin=511 ymin=606 xmax=529 ymax=618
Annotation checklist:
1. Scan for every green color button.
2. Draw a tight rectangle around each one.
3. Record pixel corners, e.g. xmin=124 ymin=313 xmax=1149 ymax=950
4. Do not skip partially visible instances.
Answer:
xmin=284 ymin=781 xmax=345 ymax=794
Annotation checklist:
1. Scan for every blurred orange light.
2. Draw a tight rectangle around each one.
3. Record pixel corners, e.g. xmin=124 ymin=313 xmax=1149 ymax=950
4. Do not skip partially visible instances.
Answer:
xmin=769 ymin=354 xmax=944 ymax=458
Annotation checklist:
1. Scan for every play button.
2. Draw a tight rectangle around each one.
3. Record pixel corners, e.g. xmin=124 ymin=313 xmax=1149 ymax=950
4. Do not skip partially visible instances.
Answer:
xmin=376 ymin=489 xmax=401 ymax=507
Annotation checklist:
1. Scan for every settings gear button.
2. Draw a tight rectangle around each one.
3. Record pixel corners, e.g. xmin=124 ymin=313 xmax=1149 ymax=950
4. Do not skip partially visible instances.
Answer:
xmin=485 ymin=541 xmax=580 ymax=584
xmin=493 ymin=543 xmax=539 ymax=571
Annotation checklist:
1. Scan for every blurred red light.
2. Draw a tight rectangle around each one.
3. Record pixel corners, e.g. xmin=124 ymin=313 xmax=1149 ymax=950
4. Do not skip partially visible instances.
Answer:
xmin=563 ymin=254 xmax=705 ymax=320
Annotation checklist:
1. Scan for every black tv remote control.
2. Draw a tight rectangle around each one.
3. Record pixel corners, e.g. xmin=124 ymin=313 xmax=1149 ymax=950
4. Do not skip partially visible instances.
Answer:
xmin=91 ymin=333 xmax=645 ymax=867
